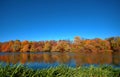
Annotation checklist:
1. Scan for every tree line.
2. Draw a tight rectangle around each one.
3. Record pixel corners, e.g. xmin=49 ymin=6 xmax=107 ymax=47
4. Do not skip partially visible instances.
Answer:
xmin=0 ymin=36 xmax=120 ymax=52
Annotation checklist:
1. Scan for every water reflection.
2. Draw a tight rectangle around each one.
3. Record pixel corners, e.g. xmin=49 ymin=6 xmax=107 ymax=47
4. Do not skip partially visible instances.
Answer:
xmin=112 ymin=52 xmax=120 ymax=66
xmin=0 ymin=52 xmax=120 ymax=67
xmin=74 ymin=52 xmax=112 ymax=66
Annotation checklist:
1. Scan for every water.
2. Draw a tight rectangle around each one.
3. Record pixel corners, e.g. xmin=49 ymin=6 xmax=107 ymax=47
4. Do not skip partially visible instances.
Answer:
xmin=0 ymin=51 xmax=120 ymax=69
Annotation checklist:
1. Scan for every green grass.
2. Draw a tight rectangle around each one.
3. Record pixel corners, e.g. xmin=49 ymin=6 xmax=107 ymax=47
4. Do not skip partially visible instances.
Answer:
xmin=0 ymin=64 xmax=120 ymax=77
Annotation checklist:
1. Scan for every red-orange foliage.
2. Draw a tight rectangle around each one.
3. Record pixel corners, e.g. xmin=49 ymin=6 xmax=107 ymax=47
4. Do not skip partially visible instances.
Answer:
xmin=0 ymin=36 xmax=120 ymax=52
xmin=20 ymin=40 xmax=30 ymax=52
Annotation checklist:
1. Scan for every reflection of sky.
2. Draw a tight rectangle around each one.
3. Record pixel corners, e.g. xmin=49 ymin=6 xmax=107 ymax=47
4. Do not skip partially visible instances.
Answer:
xmin=24 ymin=60 xmax=76 ymax=69
xmin=25 ymin=62 xmax=60 ymax=69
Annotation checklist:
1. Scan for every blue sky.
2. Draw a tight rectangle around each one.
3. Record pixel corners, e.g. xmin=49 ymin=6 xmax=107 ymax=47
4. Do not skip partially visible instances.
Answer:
xmin=0 ymin=0 xmax=120 ymax=42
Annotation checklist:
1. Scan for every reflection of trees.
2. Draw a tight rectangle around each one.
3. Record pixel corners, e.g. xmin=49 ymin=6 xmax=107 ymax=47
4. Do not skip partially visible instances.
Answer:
xmin=20 ymin=53 xmax=29 ymax=64
xmin=74 ymin=52 xmax=112 ymax=66
xmin=0 ymin=52 xmax=120 ymax=66
xmin=51 ymin=52 xmax=71 ymax=64
xmin=0 ymin=54 xmax=21 ymax=64
xmin=0 ymin=56 xmax=10 ymax=63
xmin=30 ymin=53 xmax=43 ymax=62
xmin=8 ymin=54 xmax=20 ymax=64
xmin=112 ymin=52 xmax=120 ymax=66
xmin=43 ymin=53 xmax=53 ymax=63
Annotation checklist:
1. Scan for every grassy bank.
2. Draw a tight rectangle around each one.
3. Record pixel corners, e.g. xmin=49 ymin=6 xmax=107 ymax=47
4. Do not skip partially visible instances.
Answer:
xmin=0 ymin=64 xmax=120 ymax=77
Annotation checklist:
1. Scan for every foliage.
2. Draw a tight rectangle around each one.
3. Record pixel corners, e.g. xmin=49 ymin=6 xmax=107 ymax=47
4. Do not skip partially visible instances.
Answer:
xmin=0 ymin=64 xmax=120 ymax=77
xmin=51 ymin=40 xmax=71 ymax=52
xmin=43 ymin=41 xmax=52 ymax=52
xmin=0 ymin=36 xmax=120 ymax=52
xmin=107 ymin=37 xmax=120 ymax=51
xmin=12 ymin=40 xmax=21 ymax=52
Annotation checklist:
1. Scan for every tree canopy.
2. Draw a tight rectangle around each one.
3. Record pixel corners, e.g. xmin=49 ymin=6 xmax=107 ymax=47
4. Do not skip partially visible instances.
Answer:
xmin=0 ymin=36 xmax=120 ymax=52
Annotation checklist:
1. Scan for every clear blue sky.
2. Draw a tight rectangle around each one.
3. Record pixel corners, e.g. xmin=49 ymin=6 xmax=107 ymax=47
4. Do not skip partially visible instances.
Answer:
xmin=0 ymin=0 xmax=120 ymax=42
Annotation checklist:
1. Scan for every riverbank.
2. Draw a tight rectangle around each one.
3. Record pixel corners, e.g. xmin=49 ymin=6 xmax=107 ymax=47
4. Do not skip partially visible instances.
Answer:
xmin=0 ymin=64 xmax=120 ymax=77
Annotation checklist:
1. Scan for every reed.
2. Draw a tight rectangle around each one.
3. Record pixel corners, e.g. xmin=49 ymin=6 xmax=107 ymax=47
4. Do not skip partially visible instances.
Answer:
xmin=0 ymin=64 xmax=120 ymax=77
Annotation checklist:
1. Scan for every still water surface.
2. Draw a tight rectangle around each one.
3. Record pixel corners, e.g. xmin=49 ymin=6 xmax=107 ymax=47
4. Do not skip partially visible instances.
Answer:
xmin=0 ymin=52 xmax=120 ymax=69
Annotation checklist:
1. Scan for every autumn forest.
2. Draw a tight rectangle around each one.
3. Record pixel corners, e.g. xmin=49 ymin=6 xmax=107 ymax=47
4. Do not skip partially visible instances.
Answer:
xmin=0 ymin=36 xmax=120 ymax=52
